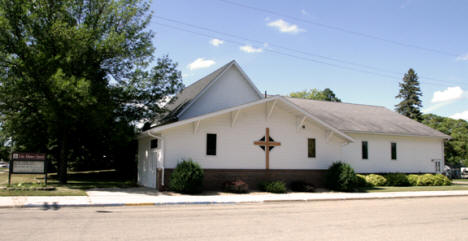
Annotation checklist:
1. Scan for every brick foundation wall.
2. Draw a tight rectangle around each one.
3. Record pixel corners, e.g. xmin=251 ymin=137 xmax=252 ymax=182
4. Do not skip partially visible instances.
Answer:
xmin=161 ymin=169 xmax=327 ymax=191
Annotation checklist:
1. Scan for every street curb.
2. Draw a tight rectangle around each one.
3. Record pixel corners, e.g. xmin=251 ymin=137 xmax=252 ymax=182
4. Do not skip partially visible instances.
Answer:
xmin=2 ymin=193 xmax=468 ymax=209
xmin=263 ymin=193 xmax=468 ymax=203
xmin=0 ymin=201 xmax=240 ymax=209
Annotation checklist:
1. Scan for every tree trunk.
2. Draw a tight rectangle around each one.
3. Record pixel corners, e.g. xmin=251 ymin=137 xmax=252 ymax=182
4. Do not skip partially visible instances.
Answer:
xmin=58 ymin=132 xmax=68 ymax=184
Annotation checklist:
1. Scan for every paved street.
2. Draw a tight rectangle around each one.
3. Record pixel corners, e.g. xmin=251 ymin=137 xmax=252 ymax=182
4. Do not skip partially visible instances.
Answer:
xmin=1 ymin=196 xmax=467 ymax=241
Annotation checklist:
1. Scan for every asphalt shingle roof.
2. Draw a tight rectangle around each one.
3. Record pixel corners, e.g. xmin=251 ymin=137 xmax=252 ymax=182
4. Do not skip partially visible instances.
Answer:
xmin=287 ymin=97 xmax=449 ymax=138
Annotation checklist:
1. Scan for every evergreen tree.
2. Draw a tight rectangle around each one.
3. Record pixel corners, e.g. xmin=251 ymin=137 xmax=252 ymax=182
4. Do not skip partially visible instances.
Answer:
xmin=395 ymin=69 xmax=423 ymax=122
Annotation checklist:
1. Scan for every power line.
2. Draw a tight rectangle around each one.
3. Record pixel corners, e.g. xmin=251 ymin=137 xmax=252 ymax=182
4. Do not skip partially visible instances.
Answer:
xmin=152 ymin=21 xmax=460 ymax=87
xmin=216 ymin=0 xmax=459 ymax=57
xmin=154 ymin=16 xmax=399 ymax=76
xmin=153 ymin=16 xmax=467 ymax=86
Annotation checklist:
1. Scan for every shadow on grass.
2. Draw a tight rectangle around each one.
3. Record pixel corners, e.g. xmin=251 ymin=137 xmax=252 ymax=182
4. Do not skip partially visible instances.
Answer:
xmin=48 ymin=169 xmax=138 ymax=190
xmin=354 ymin=187 xmax=386 ymax=193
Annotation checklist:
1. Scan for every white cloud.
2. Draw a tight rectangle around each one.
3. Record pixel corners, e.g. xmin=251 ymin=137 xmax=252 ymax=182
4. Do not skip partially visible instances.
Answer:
xmin=187 ymin=58 xmax=215 ymax=71
xmin=301 ymin=9 xmax=309 ymax=16
xmin=267 ymin=19 xmax=305 ymax=34
xmin=431 ymin=86 xmax=464 ymax=103
xmin=456 ymin=53 xmax=468 ymax=61
xmin=239 ymin=45 xmax=263 ymax=53
xmin=209 ymin=38 xmax=224 ymax=47
xmin=450 ymin=110 xmax=468 ymax=120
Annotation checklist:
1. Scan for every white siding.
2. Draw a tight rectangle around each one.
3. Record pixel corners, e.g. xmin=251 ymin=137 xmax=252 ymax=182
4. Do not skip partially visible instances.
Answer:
xmin=139 ymin=102 xmax=446 ymax=187
xmin=163 ymin=103 xmax=344 ymax=170
xmin=179 ymin=66 xmax=261 ymax=120
xmin=342 ymin=133 xmax=444 ymax=173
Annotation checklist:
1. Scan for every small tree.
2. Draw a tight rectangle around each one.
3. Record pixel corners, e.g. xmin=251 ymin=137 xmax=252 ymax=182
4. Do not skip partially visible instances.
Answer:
xmin=395 ymin=69 xmax=423 ymax=122
xmin=326 ymin=162 xmax=357 ymax=191
xmin=169 ymin=160 xmax=204 ymax=194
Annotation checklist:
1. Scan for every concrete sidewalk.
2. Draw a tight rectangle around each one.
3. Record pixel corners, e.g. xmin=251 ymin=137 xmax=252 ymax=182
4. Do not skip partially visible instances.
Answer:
xmin=2 ymin=188 xmax=468 ymax=208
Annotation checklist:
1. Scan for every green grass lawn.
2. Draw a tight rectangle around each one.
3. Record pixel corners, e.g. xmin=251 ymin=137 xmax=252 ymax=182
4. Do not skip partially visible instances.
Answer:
xmin=358 ymin=183 xmax=468 ymax=192
xmin=0 ymin=169 xmax=136 ymax=196
xmin=452 ymin=179 xmax=468 ymax=182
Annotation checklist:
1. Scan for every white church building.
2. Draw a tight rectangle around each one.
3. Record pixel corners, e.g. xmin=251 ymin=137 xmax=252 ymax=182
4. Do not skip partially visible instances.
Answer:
xmin=137 ymin=60 xmax=449 ymax=190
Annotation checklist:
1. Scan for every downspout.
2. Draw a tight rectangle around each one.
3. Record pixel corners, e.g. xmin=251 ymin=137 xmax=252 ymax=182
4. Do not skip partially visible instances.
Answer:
xmin=161 ymin=136 xmax=165 ymax=186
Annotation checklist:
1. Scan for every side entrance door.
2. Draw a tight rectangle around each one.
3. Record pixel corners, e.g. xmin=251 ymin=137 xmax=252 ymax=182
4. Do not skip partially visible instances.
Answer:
xmin=147 ymin=149 xmax=158 ymax=188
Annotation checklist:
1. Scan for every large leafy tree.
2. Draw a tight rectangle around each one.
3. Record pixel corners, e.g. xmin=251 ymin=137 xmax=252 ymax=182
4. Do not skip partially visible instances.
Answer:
xmin=422 ymin=114 xmax=468 ymax=167
xmin=0 ymin=0 xmax=183 ymax=183
xmin=290 ymin=88 xmax=341 ymax=102
xmin=395 ymin=69 xmax=423 ymax=122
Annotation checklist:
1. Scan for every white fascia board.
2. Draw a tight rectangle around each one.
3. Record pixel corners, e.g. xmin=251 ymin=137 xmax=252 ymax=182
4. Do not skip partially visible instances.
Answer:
xmin=140 ymin=96 xmax=355 ymax=143
xmin=342 ymin=130 xmax=451 ymax=140
xmin=278 ymin=96 xmax=355 ymax=143
xmin=140 ymin=96 xmax=282 ymax=138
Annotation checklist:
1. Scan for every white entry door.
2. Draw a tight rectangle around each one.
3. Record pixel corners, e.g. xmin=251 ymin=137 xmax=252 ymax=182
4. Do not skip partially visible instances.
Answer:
xmin=146 ymin=149 xmax=158 ymax=188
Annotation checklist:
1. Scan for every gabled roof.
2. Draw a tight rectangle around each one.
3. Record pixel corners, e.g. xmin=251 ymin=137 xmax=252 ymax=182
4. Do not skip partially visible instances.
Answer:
xmin=145 ymin=60 xmax=448 ymax=140
xmin=287 ymin=97 xmax=450 ymax=138
xmin=161 ymin=60 xmax=263 ymax=122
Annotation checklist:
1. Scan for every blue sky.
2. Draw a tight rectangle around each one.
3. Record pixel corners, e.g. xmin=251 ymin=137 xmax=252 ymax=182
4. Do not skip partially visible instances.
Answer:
xmin=149 ymin=0 xmax=468 ymax=119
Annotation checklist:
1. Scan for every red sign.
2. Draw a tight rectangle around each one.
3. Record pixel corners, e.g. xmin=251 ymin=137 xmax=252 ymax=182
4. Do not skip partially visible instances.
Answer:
xmin=12 ymin=153 xmax=46 ymax=160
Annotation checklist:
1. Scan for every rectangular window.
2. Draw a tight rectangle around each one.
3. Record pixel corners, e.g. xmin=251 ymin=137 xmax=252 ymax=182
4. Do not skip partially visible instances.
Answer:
xmin=150 ymin=139 xmax=158 ymax=149
xmin=206 ymin=133 xmax=217 ymax=156
xmin=362 ymin=141 xmax=368 ymax=160
xmin=391 ymin=142 xmax=397 ymax=160
xmin=308 ymin=138 xmax=316 ymax=158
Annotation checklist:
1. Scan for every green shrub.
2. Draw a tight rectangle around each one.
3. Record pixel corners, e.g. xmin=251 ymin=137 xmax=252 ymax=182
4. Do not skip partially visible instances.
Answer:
xmin=326 ymin=162 xmax=357 ymax=191
xmin=290 ymin=181 xmax=315 ymax=192
xmin=365 ymin=174 xmax=387 ymax=186
xmin=434 ymin=174 xmax=451 ymax=186
xmin=223 ymin=180 xmax=249 ymax=193
xmin=407 ymin=174 xmax=451 ymax=186
xmin=356 ymin=174 xmax=371 ymax=187
xmin=418 ymin=174 xmax=436 ymax=186
xmin=407 ymin=174 xmax=420 ymax=186
xmin=259 ymin=181 xmax=287 ymax=193
xmin=169 ymin=160 xmax=204 ymax=194
xmin=385 ymin=173 xmax=410 ymax=186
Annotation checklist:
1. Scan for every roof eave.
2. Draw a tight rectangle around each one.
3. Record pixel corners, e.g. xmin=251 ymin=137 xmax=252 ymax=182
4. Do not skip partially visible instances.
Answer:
xmin=139 ymin=96 xmax=355 ymax=143
xmin=342 ymin=130 xmax=451 ymax=139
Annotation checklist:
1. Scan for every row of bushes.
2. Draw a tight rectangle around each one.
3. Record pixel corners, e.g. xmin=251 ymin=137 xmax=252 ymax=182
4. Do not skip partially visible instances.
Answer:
xmin=168 ymin=160 xmax=452 ymax=194
xmin=357 ymin=173 xmax=451 ymax=187
xmin=327 ymin=162 xmax=452 ymax=191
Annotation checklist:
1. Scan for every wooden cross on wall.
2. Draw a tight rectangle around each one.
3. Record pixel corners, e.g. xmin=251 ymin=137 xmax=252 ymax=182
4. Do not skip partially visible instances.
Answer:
xmin=254 ymin=128 xmax=281 ymax=170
